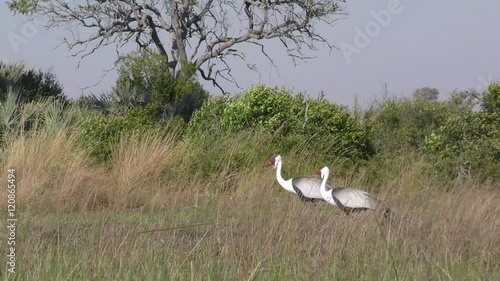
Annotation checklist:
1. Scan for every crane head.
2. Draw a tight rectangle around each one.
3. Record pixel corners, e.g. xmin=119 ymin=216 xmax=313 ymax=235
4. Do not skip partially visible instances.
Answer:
xmin=268 ymin=154 xmax=281 ymax=168
xmin=315 ymin=166 xmax=329 ymax=177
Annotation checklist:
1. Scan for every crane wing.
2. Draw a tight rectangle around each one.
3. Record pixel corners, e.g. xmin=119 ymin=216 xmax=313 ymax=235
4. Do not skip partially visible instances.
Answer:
xmin=331 ymin=188 xmax=380 ymax=210
xmin=291 ymin=177 xmax=333 ymax=201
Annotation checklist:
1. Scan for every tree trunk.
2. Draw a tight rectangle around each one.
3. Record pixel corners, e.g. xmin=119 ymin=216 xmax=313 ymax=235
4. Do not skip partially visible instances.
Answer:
xmin=169 ymin=1 xmax=188 ymax=78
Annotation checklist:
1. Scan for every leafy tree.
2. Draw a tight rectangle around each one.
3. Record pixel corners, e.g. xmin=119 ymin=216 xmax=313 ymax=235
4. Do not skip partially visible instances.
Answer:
xmin=87 ymin=50 xmax=208 ymax=122
xmin=8 ymin=0 xmax=345 ymax=92
xmin=0 ymin=60 xmax=65 ymax=103
xmin=413 ymin=87 xmax=439 ymax=101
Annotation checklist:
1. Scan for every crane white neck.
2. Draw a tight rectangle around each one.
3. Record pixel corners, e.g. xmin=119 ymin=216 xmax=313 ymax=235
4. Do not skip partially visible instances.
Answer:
xmin=275 ymin=159 xmax=295 ymax=194
xmin=320 ymin=170 xmax=337 ymax=206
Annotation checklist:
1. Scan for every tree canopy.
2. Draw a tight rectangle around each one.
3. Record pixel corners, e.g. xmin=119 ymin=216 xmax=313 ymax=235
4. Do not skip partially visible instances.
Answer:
xmin=0 ymin=60 xmax=66 ymax=103
xmin=413 ymin=87 xmax=439 ymax=101
xmin=8 ymin=0 xmax=346 ymax=92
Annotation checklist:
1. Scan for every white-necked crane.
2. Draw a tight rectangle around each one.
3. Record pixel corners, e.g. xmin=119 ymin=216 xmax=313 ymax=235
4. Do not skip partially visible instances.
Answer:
xmin=268 ymin=154 xmax=330 ymax=203
xmin=315 ymin=166 xmax=392 ymax=217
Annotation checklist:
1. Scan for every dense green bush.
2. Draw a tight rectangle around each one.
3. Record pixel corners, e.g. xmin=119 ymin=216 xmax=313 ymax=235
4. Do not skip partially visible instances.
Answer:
xmin=77 ymin=99 xmax=187 ymax=163
xmin=423 ymin=83 xmax=500 ymax=181
xmin=186 ymin=85 xmax=373 ymax=161
xmin=77 ymin=112 xmax=160 ymax=163
xmin=220 ymin=86 xmax=304 ymax=133
xmin=184 ymin=96 xmax=229 ymax=140
xmin=424 ymin=112 xmax=497 ymax=158
xmin=303 ymin=97 xmax=373 ymax=159
xmin=368 ymin=97 xmax=461 ymax=153
xmin=424 ymin=112 xmax=500 ymax=181
xmin=482 ymin=83 xmax=500 ymax=114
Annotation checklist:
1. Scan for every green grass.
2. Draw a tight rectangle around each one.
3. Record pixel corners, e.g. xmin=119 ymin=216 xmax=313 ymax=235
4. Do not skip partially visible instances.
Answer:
xmin=2 ymin=186 xmax=500 ymax=280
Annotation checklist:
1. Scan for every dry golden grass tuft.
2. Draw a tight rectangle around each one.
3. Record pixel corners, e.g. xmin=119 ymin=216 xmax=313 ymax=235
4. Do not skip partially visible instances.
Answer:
xmin=0 ymin=131 xmax=106 ymax=211
xmin=109 ymin=132 xmax=178 ymax=208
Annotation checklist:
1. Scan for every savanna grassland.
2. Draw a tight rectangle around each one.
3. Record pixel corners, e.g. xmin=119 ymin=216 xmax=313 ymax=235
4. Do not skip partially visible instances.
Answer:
xmin=0 ymin=129 xmax=499 ymax=280
xmin=1 ymin=60 xmax=500 ymax=280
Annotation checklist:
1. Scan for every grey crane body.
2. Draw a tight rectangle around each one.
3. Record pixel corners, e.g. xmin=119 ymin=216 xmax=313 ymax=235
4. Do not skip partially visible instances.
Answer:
xmin=315 ymin=166 xmax=391 ymax=216
xmin=326 ymin=187 xmax=382 ymax=214
xmin=291 ymin=177 xmax=332 ymax=202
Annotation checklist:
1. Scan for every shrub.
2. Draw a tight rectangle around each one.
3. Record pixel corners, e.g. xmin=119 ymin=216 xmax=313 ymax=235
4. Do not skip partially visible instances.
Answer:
xmin=368 ymin=97 xmax=461 ymax=153
xmin=77 ymin=95 xmax=187 ymax=164
xmin=302 ymin=97 xmax=373 ymax=159
xmin=86 ymin=80 xmax=152 ymax=116
xmin=161 ymin=79 xmax=208 ymax=122
xmin=186 ymin=85 xmax=373 ymax=161
xmin=0 ymin=61 xmax=25 ymax=91
xmin=220 ymin=85 xmax=304 ymax=133
xmin=77 ymin=112 xmax=162 ymax=163
xmin=184 ymin=96 xmax=230 ymax=140
xmin=17 ymin=68 xmax=65 ymax=103
xmin=424 ymin=110 xmax=500 ymax=181
xmin=0 ymin=89 xmax=40 ymax=144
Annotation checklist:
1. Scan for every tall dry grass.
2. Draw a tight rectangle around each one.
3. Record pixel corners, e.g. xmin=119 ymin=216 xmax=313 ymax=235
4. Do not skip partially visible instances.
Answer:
xmin=0 ymin=130 xmax=105 ymax=211
xmin=0 ymin=129 xmax=499 ymax=280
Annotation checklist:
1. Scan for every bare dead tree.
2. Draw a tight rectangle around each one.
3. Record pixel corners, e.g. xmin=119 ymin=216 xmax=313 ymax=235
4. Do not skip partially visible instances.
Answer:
xmin=8 ymin=0 xmax=346 ymax=93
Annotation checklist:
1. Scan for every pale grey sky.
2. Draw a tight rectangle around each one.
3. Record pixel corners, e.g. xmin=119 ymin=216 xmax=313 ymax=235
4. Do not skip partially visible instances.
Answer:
xmin=1 ymin=0 xmax=499 ymax=106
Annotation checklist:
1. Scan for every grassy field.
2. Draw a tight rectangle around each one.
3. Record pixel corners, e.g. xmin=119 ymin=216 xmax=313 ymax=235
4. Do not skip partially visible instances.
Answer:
xmin=1 ymin=131 xmax=500 ymax=280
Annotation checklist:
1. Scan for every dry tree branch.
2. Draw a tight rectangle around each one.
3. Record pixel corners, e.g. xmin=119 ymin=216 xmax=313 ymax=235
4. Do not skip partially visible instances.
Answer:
xmin=9 ymin=0 xmax=346 ymax=92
